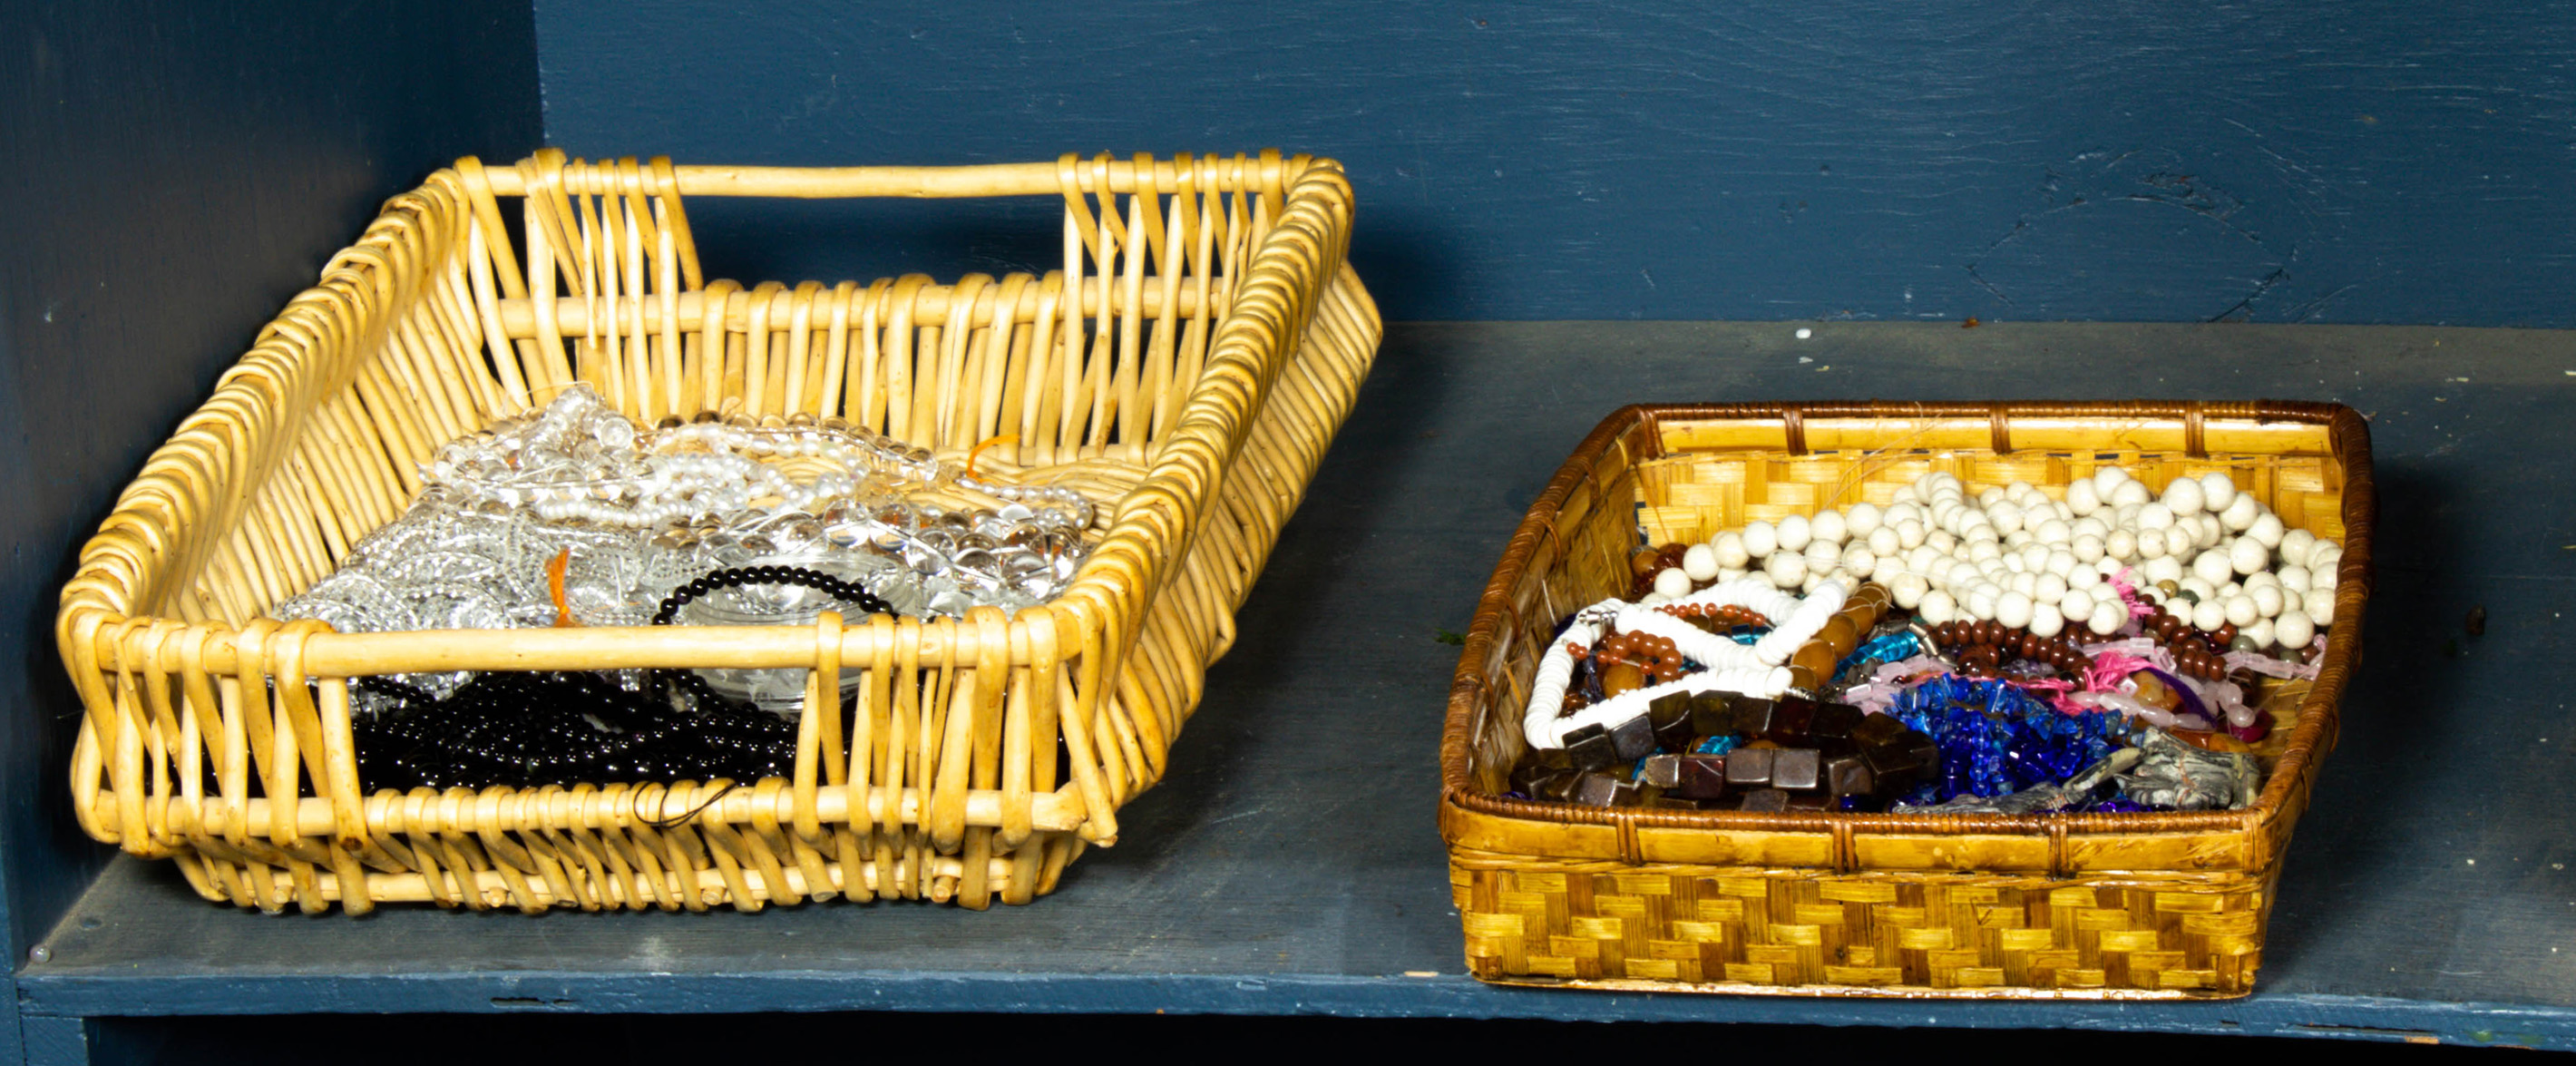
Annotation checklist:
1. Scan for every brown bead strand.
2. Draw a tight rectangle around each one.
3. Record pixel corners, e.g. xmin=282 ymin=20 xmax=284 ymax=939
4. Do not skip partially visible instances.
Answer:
xmin=1927 ymin=620 xmax=2094 ymax=680
xmin=1655 ymin=601 xmax=1772 ymax=630
xmin=1591 ymin=630 xmax=1689 ymax=685
xmin=2139 ymin=605 xmax=2235 ymax=680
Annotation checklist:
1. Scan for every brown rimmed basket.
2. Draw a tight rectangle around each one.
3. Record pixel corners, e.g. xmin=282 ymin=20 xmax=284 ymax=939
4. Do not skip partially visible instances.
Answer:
xmin=1440 ymin=401 xmax=2372 ymax=998
xmin=57 ymin=149 xmax=1381 ymax=914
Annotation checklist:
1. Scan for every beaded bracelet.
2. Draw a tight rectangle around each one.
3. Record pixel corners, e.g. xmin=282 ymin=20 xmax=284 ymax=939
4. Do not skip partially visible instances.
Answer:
xmin=647 ymin=563 xmax=896 ymax=713
xmin=650 ymin=564 xmax=895 ymax=625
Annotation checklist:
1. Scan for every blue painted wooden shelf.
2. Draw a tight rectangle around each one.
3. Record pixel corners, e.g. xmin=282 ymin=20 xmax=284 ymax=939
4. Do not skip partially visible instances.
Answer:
xmin=17 ymin=323 xmax=2576 ymax=1051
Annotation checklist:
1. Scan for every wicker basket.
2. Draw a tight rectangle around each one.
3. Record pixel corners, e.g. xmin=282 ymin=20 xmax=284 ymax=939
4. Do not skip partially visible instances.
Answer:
xmin=57 ymin=150 xmax=1380 ymax=914
xmin=1441 ymin=401 xmax=2372 ymax=998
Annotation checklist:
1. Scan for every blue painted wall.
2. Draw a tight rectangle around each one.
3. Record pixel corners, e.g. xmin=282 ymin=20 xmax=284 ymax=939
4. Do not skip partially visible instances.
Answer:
xmin=0 ymin=1 xmax=542 ymax=959
xmin=534 ymin=2 xmax=2576 ymax=326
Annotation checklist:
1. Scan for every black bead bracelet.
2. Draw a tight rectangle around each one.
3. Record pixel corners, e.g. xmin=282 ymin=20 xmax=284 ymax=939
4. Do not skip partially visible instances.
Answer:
xmin=651 ymin=564 xmax=894 ymax=625
xmin=648 ymin=564 xmax=893 ymax=713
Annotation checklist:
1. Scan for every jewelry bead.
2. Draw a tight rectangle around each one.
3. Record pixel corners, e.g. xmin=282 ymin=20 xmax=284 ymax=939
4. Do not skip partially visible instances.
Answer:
xmin=1841 ymin=544 xmax=1876 ymax=580
xmin=1681 ymin=543 xmax=1722 ymax=582
xmin=1810 ymin=509 xmax=1847 ymax=545
xmin=2060 ymin=586 xmax=2093 ymax=622
xmin=1763 ymin=550 xmax=1805 ymax=589
xmin=2067 ymin=477 xmax=2103 ymax=515
xmin=1743 ymin=520 xmax=1778 ymax=558
xmin=2191 ymin=597 xmax=2228 ymax=633
xmin=2086 ymin=600 xmax=2125 ymax=635
xmin=2304 ymin=588 xmax=2337 ymax=626
xmin=1653 ymin=567 xmax=1693 ymax=598
xmin=2219 ymin=492 xmax=2261 ymax=532
xmin=2191 ymin=548 xmax=2234 ymax=586
xmin=1777 ymin=514 xmax=1812 ymax=553
xmin=1996 ymin=591 xmax=2034 ymax=630
xmin=2162 ymin=475 xmax=2204 ymax=516
xmin=2278 ymin=528 xmax=2317 ymax=567
xmin=1846 ymin=503 xmax=1882 ymax=537
xmin=2275 ymin=610 xmax=2315 ymax=651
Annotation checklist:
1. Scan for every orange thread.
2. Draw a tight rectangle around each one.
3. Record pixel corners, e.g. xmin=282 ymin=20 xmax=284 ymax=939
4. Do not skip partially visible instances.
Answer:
xmin=964 ymin=434 xmax=1019 ymax=482
xmin=547 ymin=548 xmax=579 ymax=627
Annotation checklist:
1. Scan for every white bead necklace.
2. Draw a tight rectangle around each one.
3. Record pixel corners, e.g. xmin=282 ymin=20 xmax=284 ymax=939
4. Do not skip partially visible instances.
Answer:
xmin=1644 ymin=465 xmax=2341 ymax=655
xmin=1521 ymin=578 xmax=1849 ymax=750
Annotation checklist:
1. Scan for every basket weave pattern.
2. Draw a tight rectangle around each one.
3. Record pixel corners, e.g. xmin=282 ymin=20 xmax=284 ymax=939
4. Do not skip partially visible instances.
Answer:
xmin=58 ymin=151 xmax=1380 ymax=913
xmin=1441 ymin=402 xmax=2372 ymax=998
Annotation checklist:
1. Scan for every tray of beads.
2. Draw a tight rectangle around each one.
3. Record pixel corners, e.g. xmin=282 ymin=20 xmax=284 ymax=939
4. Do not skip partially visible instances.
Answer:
xmin=1441 ymin=400 xmax=2370 ymax=998
xmin=58 ymin=150 xmax=1380 ymax=913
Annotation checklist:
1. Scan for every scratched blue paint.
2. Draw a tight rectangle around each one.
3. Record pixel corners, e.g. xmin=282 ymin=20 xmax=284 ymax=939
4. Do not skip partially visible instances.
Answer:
xmin=13 ymin=971 xmax=2576 ymax=1049
xmin=536 ymin=1 xmax=2576 ymax=326
xmin=0 ymin=0 xmax=542 ymax=969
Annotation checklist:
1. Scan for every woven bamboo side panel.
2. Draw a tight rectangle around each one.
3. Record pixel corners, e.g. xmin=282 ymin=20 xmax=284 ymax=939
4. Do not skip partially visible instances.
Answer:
xmin=1441 ymin=402 xmax=2372 ymax=998
xmin=1452 ymin=860 xmax=2273 ymax=993
xmin=58 ymin=151 xmax=1381 ymax=914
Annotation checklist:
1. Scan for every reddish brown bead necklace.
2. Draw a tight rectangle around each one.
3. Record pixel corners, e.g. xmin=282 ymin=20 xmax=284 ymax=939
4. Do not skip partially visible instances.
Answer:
xmin=2139 ymin=604 xmax=2237 ymax=680
xmin=1927 ymin=620 xmax=2094 ymax=680
xmin=1655 ymin=601 xmax=1771 ymax=630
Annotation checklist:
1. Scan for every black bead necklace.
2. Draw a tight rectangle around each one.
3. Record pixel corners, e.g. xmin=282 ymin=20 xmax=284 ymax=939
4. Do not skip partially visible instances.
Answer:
xmin=347 ymin=566 xmax=890 ymax=793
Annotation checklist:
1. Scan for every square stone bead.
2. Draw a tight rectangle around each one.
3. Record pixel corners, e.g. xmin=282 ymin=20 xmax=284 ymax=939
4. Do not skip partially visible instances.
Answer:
xmin=1732 ymin=698 xmax=1778 ymax=740
xmin=1864 ymin=731 xmax=1941 ymax=791
xmin=1648 ymin=691 xmax=1696 ymax=750
xmin=1639 ymin=753 xmax=1683 ymax=789
xmin=1608 ymin=713 xmax=1657 ymax=761
xmin=1764 ymin=697 xmax=1817 ymax=745
xmin=1689 ymin=691 xmax=1740 ymax=737
xmin=1784 ymin=793 xmax=1831 ymax=811
xmin=1536 ymin=771 xmax=1582 ymax=803
xmin=1574 ymin=772 xmax=1641 ymax=807
xmin=1810 ymin=702 xmax=1866 ymax=753
xmin=1737 ymin=787 xmax=1791 ymax=813
xmin=1565 ymin=725 xmax=1618 ymax=773
xmin=1528 ymin=746 xmax=1575 ymax=772
xmin=1673 ymin=754 xmax=1730 ymax=799
xmin=1771 ymin=748 xmax=1823 ymax=791
xmin=1651 ymin=795 xmax=1713 ymax=812
xmin=1724 ymin=747 xmax=1775 ymax=788
xmin=1849 ymin=712 xmax=1909 ymax=750
xmin=1825 ymin=754 xmax=1876 ymax=797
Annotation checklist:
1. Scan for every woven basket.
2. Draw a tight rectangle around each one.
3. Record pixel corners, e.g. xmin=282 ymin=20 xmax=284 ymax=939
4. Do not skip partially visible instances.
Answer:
xmin=57 ymin=150 xmax=1380 ymax=914
xmin=1441 ymin=401 xmax=2372 ymax=998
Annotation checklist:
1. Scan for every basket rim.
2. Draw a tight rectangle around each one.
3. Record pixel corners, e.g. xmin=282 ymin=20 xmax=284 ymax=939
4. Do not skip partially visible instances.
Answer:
xmin=1439 ymin=398 xmax=2374 ymax=847
xmin=57 ymin=149 xmax=1363 ymax=678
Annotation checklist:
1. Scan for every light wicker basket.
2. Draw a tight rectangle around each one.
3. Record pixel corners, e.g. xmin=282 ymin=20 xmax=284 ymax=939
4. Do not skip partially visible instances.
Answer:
xmin=1442 ymin=401 xmax=2372 ymax=998
xmin=57 ymin=149 xmax=1380 ymax=914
